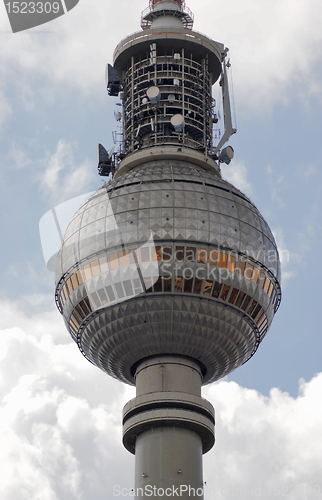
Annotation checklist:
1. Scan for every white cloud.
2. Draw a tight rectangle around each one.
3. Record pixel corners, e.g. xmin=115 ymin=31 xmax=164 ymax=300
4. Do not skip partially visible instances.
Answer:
xmin=39 ymin=139 xmax=97 ymax=203
xmin=222 ymin=161 xmax=253 ymax=196
xmin=0 ymin=296 xmax=321 ymax=499
xmin=194 ymin=0 xmax=322 ymax=112
xmin=203 ymin=375 xmax=322 ymax=499
xmin=272 ymin=226 xmax=295 ymax=283
xmin=8 ymin=143 xmax=32 ymax=170
xmin=266 ymin=164 xmax=287 ymax=209
xmin=0 ymin=89 xmax=12 ymax=129
xmin=0 ymin=0 xmax=322 ymax=115
xmin=0 ymin=298 xmax=135 ymax=499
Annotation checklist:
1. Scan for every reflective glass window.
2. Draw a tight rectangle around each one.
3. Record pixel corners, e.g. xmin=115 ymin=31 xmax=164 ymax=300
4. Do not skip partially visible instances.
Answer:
xmin=133 ymin=278 xmax=143 ymax=295
xmin=241 ymin=295 xmax=252 ymax=311
xmin=79 ymin=300 xmax=90 ymax=316
xmin=163 ymin=246 xmax=172 ymax=261
xmin=109 ymin=253 xmax=118 ymax=269
xmin=258 ymin=314 xmax=267 ymax=328
xmin=71 ymin=274 xmax=78 ymax=290
xmin=220 ymin=285 xmax=230 ymax=301
xmin=251 ymin=303 xmax=262 ymax=320
xmin=91 ymin=260 xmax=100 ymax=276
xmin=69 ymin=320 xmax=77 ymax=333
xmin=153 ymin=278 xmax=162 ymax=293
xmin=218 ymin=253 xmax=228 ymax=269
xmin=197 ymin=248 xmax=207 ymax=264
xmin=62 ymin=284 xmax=68 ymax=300
xmin=118 ymin=251 xmax=129 ymax=267
xmin=84 ymin=296 xmax=92 ymax=312
xmin=252 ymin=267 xmax=260 ymax=284
xmin=163 ymin=278 xmax=172 ymax=292
xmin=244 ymin=263 xmax=254 ymax=280
xmin=264 ymin=277 xmax=271 ymax=294
xmin=84 ymin=263 xmax=92 ymax=280
xmin=70 ymin=313 xmax=80 ymax=328
xmin=123 ymin=280 xmax=134 ymax=296
xmin=129 ymin=249 xmax=137 ymax=264
xmin=97 ymin=288 xmax=109 ymax=305
xmin=175 ymin=246 xmax=184 ymax=261
xmin=212 ymin=282 xmax=222 ymax=299
xmin=75 ymin=304 xmax=86 ymax=320
xmin=247 ymin=299 xmax=257 ymax=316
xmin=91 ymin=292 xmax=101 ymax=308
xmin=255 ymin=309 xmax=264 ymax=324
xmin=115 ymin=282 xmax=125 ymax=298
xmin=141 ymin=247 xmax=150 ymax=263
xmin=193 ymin=278 xmax=203 ymax=294
xmin=227 ymin=255 xmax=237 ymax=272
xmin=60 ymin=292 xmax=65 ymax=306
xmin=73 ymin=309 xmax=83 ymax=325
xmin=76 ymin=269 xmax=83 ymax=285
xmin=209 ymin=250 xmax=218 ymax=266
xmin=69 ymin=317 xmax=78 ymax=331
xmin=259 ymin=317 xmax=268 ymax=332
xmin=258 ymin=272 xmax=266 ymax=289
xmin=144 ymin=277 xmax=152 ymax=292
xmin=186 ymin=247 xmax=196 ymax=262
xmin=153 ymin=246 xmax=162 ymax=262
xmin=66 ymin=278 xmax=73 ymax=294
xmin=235 ymin=291 xmax=246 ymax=308
xmin=228 ymin=288 xmax=239 ymax=304
xmin=268 ymin=282 xmax=274 ymax=298
xmin=175 ymin=278 xmax=183 ymax=293
xmin=236 ymin=260 xmax=246 ymax=276
xmin=99 ymin=256 xmax=108 ymax=273
xmin=105 ymin=285 xmax=116 ymax=302
xmin=184 ymin=278 xmax=193 ymax=293
xmin=203 ymin=280 xmax=213 ymax=296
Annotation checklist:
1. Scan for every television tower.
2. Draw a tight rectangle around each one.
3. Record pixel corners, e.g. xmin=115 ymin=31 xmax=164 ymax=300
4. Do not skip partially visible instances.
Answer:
xmin=55 ymin=0 xmax=281 ymax=497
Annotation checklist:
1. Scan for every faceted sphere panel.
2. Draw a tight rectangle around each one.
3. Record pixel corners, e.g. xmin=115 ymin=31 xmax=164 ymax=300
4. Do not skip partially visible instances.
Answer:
xmin=55 ymin=161 xmax=281 ymax=384
xmin=81 ymin=296 xmax=257 ymax=385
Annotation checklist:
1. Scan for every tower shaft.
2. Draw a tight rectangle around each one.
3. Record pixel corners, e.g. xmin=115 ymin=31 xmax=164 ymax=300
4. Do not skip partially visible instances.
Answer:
xmin=123 ymin=356 xmax=214 ymax=498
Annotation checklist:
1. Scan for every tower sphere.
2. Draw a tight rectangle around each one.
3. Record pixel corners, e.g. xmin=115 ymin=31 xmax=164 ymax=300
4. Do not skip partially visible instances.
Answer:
xmin=55 ymin=160 xmax=281 ymax=386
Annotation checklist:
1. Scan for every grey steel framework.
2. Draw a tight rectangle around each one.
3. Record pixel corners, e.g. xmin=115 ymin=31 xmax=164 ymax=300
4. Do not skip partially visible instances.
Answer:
xmin=113 ymin=27 xmax=222 ymax=156
xmin=55 ymin=1 xmax=281 ymax=498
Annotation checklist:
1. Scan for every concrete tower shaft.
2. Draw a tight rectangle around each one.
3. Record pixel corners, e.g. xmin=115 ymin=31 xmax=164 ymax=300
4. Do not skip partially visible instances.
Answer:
xmin=123 ymin=356 xmax=214 ymax=497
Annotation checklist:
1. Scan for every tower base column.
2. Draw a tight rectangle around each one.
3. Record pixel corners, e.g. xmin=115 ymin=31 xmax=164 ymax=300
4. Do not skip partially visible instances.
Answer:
xmin=122 ymin=356 xmax=215 ymax=499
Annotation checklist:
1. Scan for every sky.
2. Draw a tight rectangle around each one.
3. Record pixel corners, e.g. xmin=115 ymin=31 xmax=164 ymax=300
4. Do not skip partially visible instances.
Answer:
xmin=0 ymin=0 xmax=322 ymax=498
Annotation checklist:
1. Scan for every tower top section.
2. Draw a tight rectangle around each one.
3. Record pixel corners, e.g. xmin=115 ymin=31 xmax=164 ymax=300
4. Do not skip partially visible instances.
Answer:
xmin=103 ymin=0 xmax=236 ymax=178
xmin=141 ymin=0 xmax=194 ymax=30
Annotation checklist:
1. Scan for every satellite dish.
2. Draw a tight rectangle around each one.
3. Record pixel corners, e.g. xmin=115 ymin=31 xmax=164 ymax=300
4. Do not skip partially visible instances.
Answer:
xmin=168 ymin=94 xmax=175 ymax=103
xmin=142 ymin=98 xmax=148 ymax=105
xmin=219 ymin=146 xmax=234 ymax=165
xmin=109 ymin=146 xmax=115 ymax=158
xmin=171 ymin=114 xmax=185 ymax=133
xmin=147 ymin=86 xmax=161 ymax=105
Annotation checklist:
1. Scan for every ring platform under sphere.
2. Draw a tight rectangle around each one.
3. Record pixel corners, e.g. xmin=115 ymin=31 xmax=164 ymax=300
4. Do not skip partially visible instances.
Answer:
xmin=55 ymin=160 xmax=281 ymax=385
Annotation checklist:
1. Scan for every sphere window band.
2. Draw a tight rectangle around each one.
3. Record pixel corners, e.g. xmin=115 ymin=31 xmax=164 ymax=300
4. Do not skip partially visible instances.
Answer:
xmin=57 ymin=244 xmax=280 ymax=343
xmin=58 ymin=244 xmax=278 ymax=307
